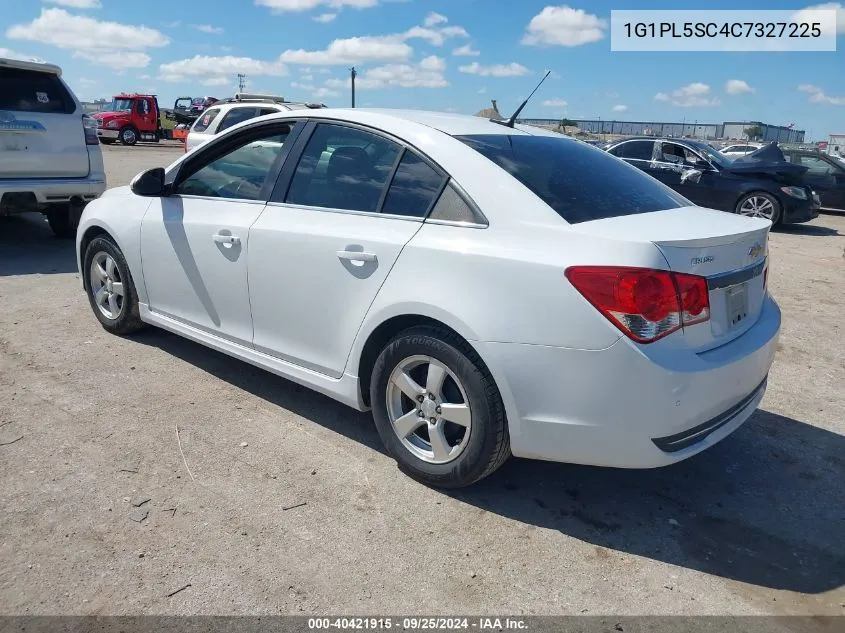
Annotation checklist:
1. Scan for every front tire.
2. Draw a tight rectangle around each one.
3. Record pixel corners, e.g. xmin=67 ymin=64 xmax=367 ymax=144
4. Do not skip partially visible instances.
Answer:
xmin=82 ymin=236 xmax=145 ymax=335
xmin=119 ymin=126 xmax=138 ymax=146
xmin=370 ymin=326 xmax=510 ymax=488
xmin=735 ymin=192 xmax=781 ymax=224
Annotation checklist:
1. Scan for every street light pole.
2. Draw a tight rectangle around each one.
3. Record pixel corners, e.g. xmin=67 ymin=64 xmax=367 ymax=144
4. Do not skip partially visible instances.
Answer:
xmin=350 ymin=67 xmax=357 ymax=108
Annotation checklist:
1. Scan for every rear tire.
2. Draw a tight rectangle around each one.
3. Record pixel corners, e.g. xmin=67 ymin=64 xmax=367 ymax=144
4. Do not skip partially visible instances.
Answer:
xmin=370 ymin=325 xmax=510 ymax=488
xmin=82 ymin=235 xmax=145 ymax=335
xmin=119 ymin=126 xmax=138 ymax=146
xmin=46 ymin=204 xmax=81 ymax=239
xmin=735 ymin=191 xmax=781 ymax=224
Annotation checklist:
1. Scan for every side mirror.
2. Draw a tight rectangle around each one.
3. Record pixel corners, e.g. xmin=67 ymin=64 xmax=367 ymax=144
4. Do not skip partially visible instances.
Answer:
xmin=681 ymin=169 xmax=703 ymax=185
xmin=130 ymin=167 xmax=166 ymax=197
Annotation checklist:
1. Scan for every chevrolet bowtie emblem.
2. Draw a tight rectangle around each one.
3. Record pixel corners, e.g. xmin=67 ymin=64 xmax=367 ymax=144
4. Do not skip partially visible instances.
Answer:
xmin=748 ymin=243 xmax=764 ymax=259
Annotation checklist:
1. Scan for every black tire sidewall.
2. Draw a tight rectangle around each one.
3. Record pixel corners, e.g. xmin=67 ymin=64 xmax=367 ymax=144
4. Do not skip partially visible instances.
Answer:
xmin=736 ymin=192 xmax=781 ymax=224
xmin=82 ymin=236 xmax=140 ymax=333
xmin=370 ymin=329 xmax=504 ymax=488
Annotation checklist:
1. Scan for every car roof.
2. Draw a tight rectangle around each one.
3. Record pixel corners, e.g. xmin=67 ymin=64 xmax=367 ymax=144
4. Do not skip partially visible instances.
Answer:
xmin=0 ymin=56 xmax=62 ymax=76
xmin=251 ymin=107 xmax=564 ymax=138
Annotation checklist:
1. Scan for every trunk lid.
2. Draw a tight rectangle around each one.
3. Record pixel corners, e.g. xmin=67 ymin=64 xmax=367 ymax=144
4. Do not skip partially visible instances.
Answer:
xmin=0 ymin=59 xmax=90 ymax=179
xmin=573 ymin=206 xmax=771 ymax=349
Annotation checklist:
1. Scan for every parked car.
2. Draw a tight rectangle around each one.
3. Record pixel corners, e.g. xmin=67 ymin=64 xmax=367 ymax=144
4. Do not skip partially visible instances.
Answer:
xmin=721 ymin=143 xmax=763 ymax=157
xmin=605 ymin=138 xmax=819 ymax=224
xmin=185 ymin=93 xmax=325 ymax=152
xmin=781 ymin=149 xmax=845 ymax=212
xmin=0 ymin=56 xmax=106 ymax=237
xmin=76 ymin=109 xmax=780 ymax=488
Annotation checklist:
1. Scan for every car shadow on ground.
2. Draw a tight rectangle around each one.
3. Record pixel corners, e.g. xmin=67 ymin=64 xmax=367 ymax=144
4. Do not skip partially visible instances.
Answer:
xmin=774 ymin=223 xmax=840 ymax=237
xmin=0 ymin=213 xmax=78 ymax=276
xmin=133 ymin=328 xmax=845 ymax=596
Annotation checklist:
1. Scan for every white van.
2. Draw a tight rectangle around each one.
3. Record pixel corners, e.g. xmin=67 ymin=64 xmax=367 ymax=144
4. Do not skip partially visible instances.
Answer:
xmin=1 ymin=57 xmax=106 ymax=237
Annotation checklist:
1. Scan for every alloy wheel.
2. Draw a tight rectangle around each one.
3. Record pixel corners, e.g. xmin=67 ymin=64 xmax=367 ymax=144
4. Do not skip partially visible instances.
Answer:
xmin=89 ymin=252 xmax=125 ymax=320
xmin=385 ymin=355 xmax=472 ymax=465
xmin=738 ymin=195 xmax=776 ymax=220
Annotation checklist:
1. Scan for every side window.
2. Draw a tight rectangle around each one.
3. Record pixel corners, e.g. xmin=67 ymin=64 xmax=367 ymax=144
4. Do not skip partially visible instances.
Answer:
xmin=428 ymin=181 xmax=487 ymax=226
xmin=259 ymin=108 xmax=279 ymax=117
xmin=798 ymin=156 xmax=834 ymax=175
xmin=137 ymin=99 xmax=150 ymax=115
xmin=284 ymin=123 xmax=401 ymax=213
xmin=192 ymin=107 xmax=221 ymax=133
xmin=613 ymin=141 xmax=654 ymax=160
xmin=217 ymin=107 xmax=259 ymax=133
xmin=174 ymin=126 xmax=293 ymax=200
xmin=659 ymin=143 xmax=699 ymax=166
xmin=381 ymin=151 xmax=446 ymax=217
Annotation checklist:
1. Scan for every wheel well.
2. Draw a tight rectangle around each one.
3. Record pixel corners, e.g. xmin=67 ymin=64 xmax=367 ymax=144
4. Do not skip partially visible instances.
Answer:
xmin=357 ymin=315 xmax=470 ymax=407
xmin=79 ymin=225 xmax=111 ymax=265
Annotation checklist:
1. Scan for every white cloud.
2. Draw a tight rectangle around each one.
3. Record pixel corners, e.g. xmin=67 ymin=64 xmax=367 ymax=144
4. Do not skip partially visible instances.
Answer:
xmin=612 ymin=104 xmax=628 ymax=112
xmin=654 ymin=82 xmax=720 ymax=107
xmin=542 ymin=98 xmax=568 ymax=107
xmin=453 ymin=44 xmax=480 ymax=57
xmin=255 ymin=0 xmax=380 ymax=12
xmin=280 ymin=35 xmax=412 ymax=64
xmin=792 ymin=3 xmax=845 ymax=35
xmin=458 ymin=62 xmax=531 ymax=77
xmin=201 ymin=76 xmax=231 ymax=87
xmin=193 ymin=24 xmax=224 ymax=34
xmin=44 ymin=0 xmax=101 ymax=8
xmin=301 ymin=73 xmax=314 ymax=81
xmin=326 ymin=55 xmax=448 ymax=89
xmin=477 ymin=87 xmax=487 ymax=94
xmin=423 ymin=12 xmax=448 ymax=27
xmin=6 ymin=8 xmax=169 ymax=69
xmin=725 ymin=79 xmax=754 ymax=95
xmin=159 ymin=55 xmax=288 ymax=84
xmin=798 ymin=83 xmax=845 ymax=105
xmin=313 ymin=12 xmax=337 ymax=22
xmin=522 ymin=6 xmax=607 ymax=47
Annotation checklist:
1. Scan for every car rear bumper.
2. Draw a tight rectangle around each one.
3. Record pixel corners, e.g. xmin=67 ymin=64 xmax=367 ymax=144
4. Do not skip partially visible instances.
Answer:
xmin=0 ymin=176 xmax=107 ymax=210
xmin=479 ymin=295 xmax=781 ymax=468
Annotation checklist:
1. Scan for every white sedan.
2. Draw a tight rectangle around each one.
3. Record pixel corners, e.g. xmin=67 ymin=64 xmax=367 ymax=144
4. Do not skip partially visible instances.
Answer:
xmin=76 ymin=108 xmax=781 ymax=488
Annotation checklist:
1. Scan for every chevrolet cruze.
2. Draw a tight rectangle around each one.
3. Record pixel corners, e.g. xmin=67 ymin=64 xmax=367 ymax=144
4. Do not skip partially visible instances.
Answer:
xmin=76 ymin=109 xmax=781 ymax=488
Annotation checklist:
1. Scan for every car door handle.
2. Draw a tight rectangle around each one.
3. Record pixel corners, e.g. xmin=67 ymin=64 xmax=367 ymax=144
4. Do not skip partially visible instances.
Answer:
xmin=213 ymin=233 xmax=240 ymax=245
xmin=336 ymin=250 xmax=376 ymax=263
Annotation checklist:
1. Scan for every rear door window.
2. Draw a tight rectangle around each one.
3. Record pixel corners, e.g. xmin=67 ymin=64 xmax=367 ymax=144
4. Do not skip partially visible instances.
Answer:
xmin=218 ymin=107 xmax=259 ymax=133
xmin=455 ymin=134 xmax=687 ymax=224
xmin=610 ymin=140 xmax=654 ymax=161
xmin=192 ymin=107 xmax=221 ymax=133
xmin=382 ymin=150 xmax=446 ymax=217
xmin=0 ymin=67 xmax=75 ymax=114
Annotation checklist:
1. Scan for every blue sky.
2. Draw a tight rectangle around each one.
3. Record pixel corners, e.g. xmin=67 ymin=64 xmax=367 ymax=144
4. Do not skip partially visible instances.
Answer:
xmin=1 ymin=0 xmax=843 ymax=140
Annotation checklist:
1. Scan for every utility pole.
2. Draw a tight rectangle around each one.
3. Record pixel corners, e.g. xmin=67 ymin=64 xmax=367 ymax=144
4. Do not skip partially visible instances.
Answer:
xmin=237 ymin=73 xmax=247 ymax=93
xmin=350 ymin=67 xmax=357 ymax=108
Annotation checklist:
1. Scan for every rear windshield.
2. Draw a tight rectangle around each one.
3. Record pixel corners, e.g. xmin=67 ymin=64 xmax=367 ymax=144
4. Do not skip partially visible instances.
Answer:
xmin=455 ymin=134 xmax=688 ymax=224
xmin=0 ymin=67 xmax=75 ymax=114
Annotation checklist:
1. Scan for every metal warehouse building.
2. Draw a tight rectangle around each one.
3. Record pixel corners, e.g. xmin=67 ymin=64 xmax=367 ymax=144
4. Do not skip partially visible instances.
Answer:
xmin=516 ymin=118 xmax=805 ymax=143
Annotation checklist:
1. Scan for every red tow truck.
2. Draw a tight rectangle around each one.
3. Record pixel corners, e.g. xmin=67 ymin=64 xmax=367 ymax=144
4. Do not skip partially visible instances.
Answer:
xmin=91 ymin=93 xmax=195 ymax=146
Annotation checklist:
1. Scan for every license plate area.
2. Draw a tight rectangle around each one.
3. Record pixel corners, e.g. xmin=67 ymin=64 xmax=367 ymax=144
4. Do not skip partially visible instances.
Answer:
xmin=725 ymin=282 xmax=750 ymax=329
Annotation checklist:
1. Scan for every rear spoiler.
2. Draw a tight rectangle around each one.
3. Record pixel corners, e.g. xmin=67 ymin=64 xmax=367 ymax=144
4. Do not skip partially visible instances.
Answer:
xmin=0 ymin=56 xmax=62 ymax=76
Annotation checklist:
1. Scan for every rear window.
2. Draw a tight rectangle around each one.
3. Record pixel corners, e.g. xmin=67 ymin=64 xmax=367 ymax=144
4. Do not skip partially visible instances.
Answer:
xmin=192 ymin=107 xmax=221 ymax=133
xmin=455 ymin=134 xmax=687 ymax=224
xmin=0 ymin=67 xmax=75 ymax=114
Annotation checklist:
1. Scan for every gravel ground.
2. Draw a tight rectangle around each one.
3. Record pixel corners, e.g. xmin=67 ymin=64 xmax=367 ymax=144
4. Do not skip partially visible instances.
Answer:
xmin=1 ymin=144 xmax=843 ymax=616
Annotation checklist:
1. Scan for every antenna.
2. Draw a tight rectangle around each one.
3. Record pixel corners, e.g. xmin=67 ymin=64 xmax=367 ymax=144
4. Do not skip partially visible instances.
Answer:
xmin=492 ymin=70 xmax=551 ymax=129
xmin=237 ymin=73 xmax=247 ymax=93
xmin=350 ymin=67 xmax=357 ymax=108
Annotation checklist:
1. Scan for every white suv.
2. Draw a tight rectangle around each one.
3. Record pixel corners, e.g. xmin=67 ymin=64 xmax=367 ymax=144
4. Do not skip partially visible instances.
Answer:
xmin=1 ymin=57 xmax=106 ymax=237
xmin=185 ymin=94 xmax=324 ymax=152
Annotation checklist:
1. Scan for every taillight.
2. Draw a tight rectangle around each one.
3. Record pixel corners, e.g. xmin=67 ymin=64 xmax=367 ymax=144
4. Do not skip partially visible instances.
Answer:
xmin=565 ymin=266 xmax=711 ymax=343
xmin=82 ymin=114 xmax=99 ymax=145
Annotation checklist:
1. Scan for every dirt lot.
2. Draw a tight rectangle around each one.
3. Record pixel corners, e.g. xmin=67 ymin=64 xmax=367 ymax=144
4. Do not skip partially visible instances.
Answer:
xmin=1 ymin=144 xmax=843 ymax=616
